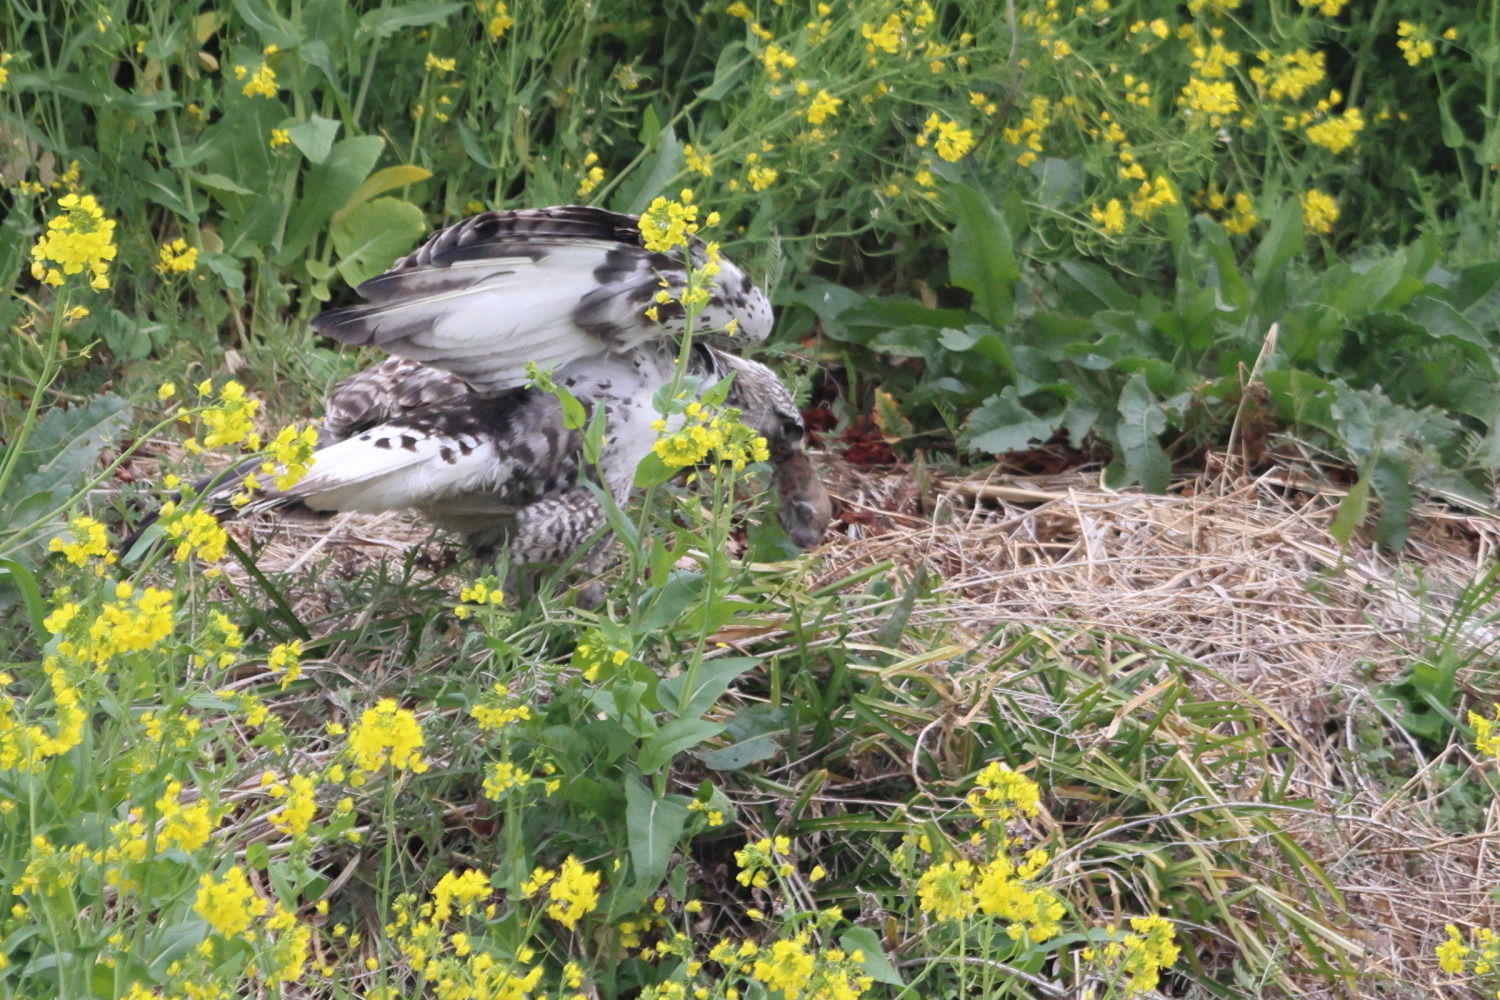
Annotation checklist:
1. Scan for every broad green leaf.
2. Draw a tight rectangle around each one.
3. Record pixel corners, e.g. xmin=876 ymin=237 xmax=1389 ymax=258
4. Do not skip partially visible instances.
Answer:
xmin=947 ymin=183 xmax=1017 ymax=326
xmin=1057 ymin=259 xmax=1136 ymax=312
xmin=840 ymin=928 xmax=904 ymax=986
xmin=636 ymin=717 xmax=726 ymax=773
xmin=1371 ymin=454 xmax=1413 ymax=551
xmin=334 ymin=165 xmax=434 ymax=220
xmin=0 ymin=559 xmax=49 ymax=640
xmin=280 ymin=135 xmax=385 ymax=263
xmin=659 ymin=657 xmax=758 ymax=719
xmin=331 ymin=197 xmax=427 ymax=287
xmin=696 ymin=705 xmax=782 ymax=771
xmin=9 ymin=394 xmax=131 ymax=516
xmin=359 ymin=1 xmax=465 ymax=39
xmin=1251 ymin=198 xmax=1303 ymax=289
xmin=613 ymin=126 xmax=681 ymax=215
xmin=286 ymin=114 xmax=341 ymax=164
xmin=623 ymin=774 xmax=689 ymax=900
xmin=637 ymin=572 xmax=703 ymax=633
xmin=701 ymin=42 xmax=747 ymax=101
xmin=1114 ymin=373 xmax=1170 ymax=492
xmin=963 ymin=387 xmax=1058 ymax=454
xmin=189 ymin=172 xmax=255 ymax=196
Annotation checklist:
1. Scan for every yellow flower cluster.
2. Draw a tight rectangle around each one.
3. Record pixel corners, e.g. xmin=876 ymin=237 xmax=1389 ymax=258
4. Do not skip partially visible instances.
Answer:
xmin=965 ymin=761 xmax=1041 ymax=828
xmin=576 ymin=151 xmax=605 ymax=197
xmin=1396 ymin=21 xmax=1435 ymax=66
xmin=424 ymin=52 xmax=456 ymax=73
xmin=1000 ymin=96 xmax=1050 ymax=167
xmin=1471 ymin=704 xmax=1500 ymax=758
xmin=1437 ymin=922 xmax=1500 ymax=977
xmin=1303 ymin=106 xmax=1364 ymax=154
xmin=1128 ymin=175 xmax=1178 ymax=221
xmin=194 ymin=865 xmax=267 ymax=938
xmin=1298 ymin=0 xmax=1348 ymax=14
xmin=48 ymin=515 xmax=115 ymax=572
xmin=650 ymin=400 xmax=770 ymax=472
xmin=482 ymin=1 xmax=513 ymax=41
xmin=347 ymin=698 xmax=427 ymax=774
xmin=915 ymin=847 xmax=1065 ymax=942
xmin=259 ymin=423 xmax=319 ymax=491
xmin=804 ymin=88 xmax=842 ymax=125
xmin=639 ymin=188 xmax=711 ymax=253
xmin=1201 ymin=187 xmax=1259 ymax=236
xmin=155 ymin=237 xmax=198 ymax=275
xmin=454 ymin=577 xmax=505 ymax=619
xmin=917 ymin=113 xmax=974 ymax=162
xmin=469 ymin=682 xmax=531 ymax=730
xmin=154 ymin=780 xmax=215 ymax=852
xmin=184 ymin=379 xmax=260 ymax=454
xmin=0 ymin=662 xmax=86 ymax=772
xmin=1089 ymin=199 xmax=1125 ymax=235
xmin=1177 ymin=76 xmax=1239 ymax=123
xmin=1083 ymin=915 xmax=1183 ymax=992
xmin=1250 ymin=48 xmax=1325 ymax=101
xmin=262 ymin=771 xmax=318 ymax=837
xmin=268 ymin=127 xmax=290 ymax=148
xmin=30 ymin=192 xmax=117 ymax=290
xmin=1299 ymin=187 xmax=1338 ymax=234
xmin=234 ymin=46 xmax=279 ymax=98
xmin=735 ymin=835 xmax=794 ymax=890
xmin=746 ymin=154 xmax=778 ymax=192
xmin=157 ymin=503 xmax=229 ymax=564
xmin=683 ymin=144 xmax=713 ymax=177
xmin=0 ymin=52 xmax=11 ymax=90
xmin=51 ymin=583 xmax=174 ymax=667
xmin=572 ymin=632 xmax=631 ymax=682
xmin=267 ymin=639 xmax=303 ymax=688
xmin=522 ymin=855 xmax=602 ymax=930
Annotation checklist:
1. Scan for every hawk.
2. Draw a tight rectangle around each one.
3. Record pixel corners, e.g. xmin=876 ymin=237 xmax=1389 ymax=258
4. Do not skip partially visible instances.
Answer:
xmin=213 ymin=206 xmax=830 ymax=562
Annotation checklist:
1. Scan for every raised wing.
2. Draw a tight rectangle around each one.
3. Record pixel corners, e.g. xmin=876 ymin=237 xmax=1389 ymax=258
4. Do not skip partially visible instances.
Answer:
xmin=310 ymin=206 xmax=772 ymax=394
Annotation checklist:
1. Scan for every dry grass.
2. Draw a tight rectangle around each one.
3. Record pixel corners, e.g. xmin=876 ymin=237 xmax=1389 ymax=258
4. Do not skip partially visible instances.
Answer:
xmin=178 ymin=446 xmax=1500 ymax=997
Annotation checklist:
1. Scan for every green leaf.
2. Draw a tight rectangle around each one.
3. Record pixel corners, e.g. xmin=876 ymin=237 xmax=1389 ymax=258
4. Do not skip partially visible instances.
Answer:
xmin=1328 ymin=470 xmax=1371 ymax=548
xmin=0 ymin=559 xmax=49 ymax=641
xmin=659 ymin=657 xmax=758 ymax=719
xmin=359 ymin=1 xmax=465 ymax=39
xmin=946 ymin=183 xmax=1017 ymax=325
xmin=334 ymin=165 xmax=434 ymax=220
xmin=623 ymin=774 xmax=689 ymax=898
xmin=1251 ymin=197 xmax=1303 ymax=288
xmin=1371 ymin=455 xmax=1412 ymax=551
xmin=636 ymin=717 xmax=726 ymax=773
xmin=8 ymin=394 xmax=131 ymax=517
xmin=614 ymin=126 xmax=681 ymax=215
xmin=286 ymin=114 xmax=341 ymax=164
xmin=697 ymin=705 xmax=782 ymax=770
xmin=839 ymin=928 xmax=904 ymax=986
xmin=1114 ymin=373 xmax=1170 ymax=492
xmin=279 ymin=135 xmax=385 ymax=263
xmin=331 ymin=197 xmax=427 ymax=287
xmin=189 ymin=172 xmax=255 ymax=196
xmin=701 ymin=42 xmax=747 ymax=101
xmin=963 ymin=387 xmax=1059 ymax=454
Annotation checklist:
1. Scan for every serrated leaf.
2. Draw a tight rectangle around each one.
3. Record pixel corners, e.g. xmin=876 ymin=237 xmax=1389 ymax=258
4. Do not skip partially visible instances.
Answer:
xmin=871 ymin=389 xmax=914 ymax=444
xmin=1114 ymin=373 xmax=1170 ymax=492
xmin=331 ymin=197 xmax=427 ymax=287
xmin=280 ymin=135 xmax=385 ymax=263
xmin=947 ymin=183 xmax=1017 ymax=325
xmin=8 ymin=395 xmax=131 ymax=517
xmin=285 ymin=114 xmax=341 ymax=164
xmin=963 ymin=387 xmax=1058 ymax=454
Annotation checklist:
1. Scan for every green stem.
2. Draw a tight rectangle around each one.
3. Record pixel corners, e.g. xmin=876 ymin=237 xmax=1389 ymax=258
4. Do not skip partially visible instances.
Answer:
xmin=0 ymin=301 xmax=67 ymax=503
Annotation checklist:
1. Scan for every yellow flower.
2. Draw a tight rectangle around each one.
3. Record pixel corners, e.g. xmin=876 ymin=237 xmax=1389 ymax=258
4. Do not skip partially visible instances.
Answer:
xmin=1249 ymin=48 xmax=1325 ymax=101
xmin=917 ymin=859 xmax=974 ymax=921
xmin=1299 ymin=188 xmax=1338 ymax=234
xmin=1177 ymin=77 xmax=1239 ymax=123
xmin=267 ymin=640 xmax=303 ymax=688
xmin=266 ymin=773 xmax=318 ymax=836
xmin=1120 ymin=915 xmax=1180 ymax=991
xmin=30 ymin=192 xmax=117 ymax=290
xmin=805 ymin=89 xmax=842 ymax=125
xmin=966 ymin=761 xmax=1041 ymax=826
xmin=1298 ymin=0 xmax=1348 ymax=14
xmin=524 ymin=856 xmax=601 ymax=930
xmin=240 ymin=60 xmax=278 ymax=98
xmin=48 ymin=516 xmax=115 ymax=570
xmin=1304 ymin=106 xmax=1364 ymax=154
xmin=424 ymin=52 xmax=456 ymax=73
xmin=194 ymin=866 xmax=267 ymax=938
xmin=684 ymin=144 xmax=713 ymax=177
xmin=347 ymin=699 xmax=426 ymax=773
xmin=861 ymin=14 xmax=903 ymax=54
xmin=0 ymin=52 xmax=12 ymax=90
xmin=746 ymin=163 xmax=778 ymax=191
xmin=1128 ymin=175 xmax=1177 ymax=220
xmin=1471 ymin=705 xmax=1500 ymax=758
xmin=484 ymin=1 xmax=513 ymax=40
xmin=155 ymin=237 xmax=198 ymax=275
xmin=268 ymin=128 xmax=290 ymax=149
xmin=158 ymin=504 xmax=228 ymax=564
xmin=262 ymin=424 xmax=319 ymax=490
xmin=1396 ymin=21 xmax=1435 ymax=66
xmin=155 ymin=781 xmax=215 ymax=852
xmin=638 ymin=189 xmax=704 ymax=253
xmin=1089 ymin=199 xmax=1126 ymax=235
xmin=1436 ymin=924 xmax=1469 ymax=974
xmin=752 ymin=937 xmax=815 ymax=997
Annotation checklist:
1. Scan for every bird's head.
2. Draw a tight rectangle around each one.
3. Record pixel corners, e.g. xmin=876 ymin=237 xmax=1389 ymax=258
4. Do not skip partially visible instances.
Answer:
xmin=715 ymin=352 xmax=832 ymax=551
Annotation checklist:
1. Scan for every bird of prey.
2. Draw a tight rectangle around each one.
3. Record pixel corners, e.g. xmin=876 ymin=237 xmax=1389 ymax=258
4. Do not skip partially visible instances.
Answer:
xmin=219 ymin=205 xmax=830 ymax=563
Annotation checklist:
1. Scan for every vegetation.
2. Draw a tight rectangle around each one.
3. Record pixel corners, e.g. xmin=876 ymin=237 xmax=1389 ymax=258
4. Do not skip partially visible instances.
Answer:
xmin=1 ymin=0 xmax=1498 ymax=998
